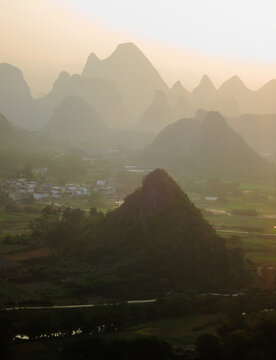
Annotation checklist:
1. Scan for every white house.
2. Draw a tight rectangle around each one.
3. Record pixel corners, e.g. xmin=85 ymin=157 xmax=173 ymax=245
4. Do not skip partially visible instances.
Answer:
xmin=96 ymin=180 xmax=106 ymax=187
xmin=205 ymin=196 xmax=218 ymax=201
xmin=68 ymin=184 xmax=77 ymax=191
xmin=33 ymin=193 xmax=49 ymax=200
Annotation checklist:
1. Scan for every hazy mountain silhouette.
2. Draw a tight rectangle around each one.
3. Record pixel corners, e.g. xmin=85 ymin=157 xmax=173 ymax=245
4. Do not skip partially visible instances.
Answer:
xmin=0 ymin=64 xmax=127 ymax=130
xmin=191 ymin=75 xmax=217 ymax=105
xmin=90 ymin=169 xmax=251 ymax=293
xmin=0 ymin=63 xmax=35 ymax=128
xmin=3 ymin=43 xmax=276 ymax=131
xmin=190 ymin=75 xmax=276 ymax=116
xmin=194 ymin=108 xmax=208 ymax=122
xmin=169 ymin=81 xmax=191 ymax=106
xmin=82 ymin=42 xmax=169 ymax=123
xmin=215 ymin=76 xmax=252 ymax=115
xmin=189 ymin=75 xmax=240 ymax=116
xmin=109 ymin=129 xmax=155 ymax=151
xmin=0 ymin=113 xmax=34 ymax=151
xmin=227 ymin=113 xmax=276 ymax=155
xmin=134 ymin=90 xmax=172 ymax=133
xmin=0 ymin=113 xmax=16 ymax=147
xmin=36 ymin=72 xmax=126 ymax=129
xmin=47 ymin=96 xmax=107 ymax=141
xmin=145 ymin=117 xmax=198 ymax=157
xmin=255 ymin=80 xmax=276 ymax=114
xmin=172 ymin=95 xmax=194 ymax=121
xmin=219 ymin=76 xmax=251 ymax=99
xmin=169 ymin=81 xmax=194 ymax=127
xmin=135 ymin=89 xmax=194 ymax=134
xmin=144 ymin=111 xmax=275 ymax=178
xmin=46 ymin=94 xmax=155 ymax=150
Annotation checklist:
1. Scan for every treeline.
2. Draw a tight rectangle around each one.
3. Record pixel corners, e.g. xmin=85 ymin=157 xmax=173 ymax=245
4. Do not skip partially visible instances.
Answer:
xmin=4 ymin=205 xmax=103 ymax=248
xmin=195 ymin=310 xmax=276 ymax=360
xmin=61 ymin=337 xmax=174 ymax=360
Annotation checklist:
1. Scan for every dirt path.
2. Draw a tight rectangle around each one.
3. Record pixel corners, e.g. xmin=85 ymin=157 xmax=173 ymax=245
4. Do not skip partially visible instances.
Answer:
xmin=4 ymin=247 xmax=52 ymax=262
xmin=216 ymin=229 xmax=276 ymax=237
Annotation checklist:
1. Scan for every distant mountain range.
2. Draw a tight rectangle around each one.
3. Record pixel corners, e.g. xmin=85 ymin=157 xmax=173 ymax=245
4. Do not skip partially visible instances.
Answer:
xmin=4 ymin=106 xmax=274 ymax=180
xmin=0 ymin=43 xmax=276 ymax=162
xmin=143 ymin=111 xmax=275 ymax=179
xmin=2 ymin=42 xmax=276 ymax=133
xmin=0 ymin=64 xmax=126 ymax=130
xmin=37 ymin=72 xmax=126 ymax=129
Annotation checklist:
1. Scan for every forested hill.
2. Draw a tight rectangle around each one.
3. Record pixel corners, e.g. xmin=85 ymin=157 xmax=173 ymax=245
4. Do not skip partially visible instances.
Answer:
xmin=89 ymin=169 xmax=253 ymax=294
xmin=14 ymin=169 xmax=254 ymax=298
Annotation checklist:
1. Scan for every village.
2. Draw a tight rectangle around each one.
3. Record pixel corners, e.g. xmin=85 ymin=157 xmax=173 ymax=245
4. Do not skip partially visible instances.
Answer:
xmin=0 ymin=177 xmax=117 ymax=204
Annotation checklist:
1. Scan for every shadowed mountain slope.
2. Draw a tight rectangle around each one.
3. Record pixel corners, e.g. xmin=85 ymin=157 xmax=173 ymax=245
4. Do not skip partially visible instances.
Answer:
xmin=47 ymin=96 xmax=107 ymax=141
xmin=143 ymin=112 xmax=275 ymax=178
xmin=134 ymin=90 xmax=173 ymax=133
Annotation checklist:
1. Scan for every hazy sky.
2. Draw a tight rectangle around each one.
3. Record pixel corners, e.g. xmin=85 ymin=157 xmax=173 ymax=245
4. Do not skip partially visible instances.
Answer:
xmin=1 ymin=0 xmax=276 ymax=96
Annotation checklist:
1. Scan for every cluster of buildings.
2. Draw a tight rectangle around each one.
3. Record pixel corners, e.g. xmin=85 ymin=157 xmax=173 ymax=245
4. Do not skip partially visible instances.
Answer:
xmin=0 ymin=178 xmax=116 ymax=203
xmin=93 ymin=180 xmax=116 ymax=196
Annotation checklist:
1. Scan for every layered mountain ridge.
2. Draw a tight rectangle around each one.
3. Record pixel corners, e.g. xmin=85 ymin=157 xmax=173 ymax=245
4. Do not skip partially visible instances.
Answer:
xmin=2 ymin=42 xmax=276 ymax=135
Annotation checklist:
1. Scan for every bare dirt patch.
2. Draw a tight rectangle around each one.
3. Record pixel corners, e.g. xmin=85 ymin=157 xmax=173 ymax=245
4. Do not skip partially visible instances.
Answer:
xmin=4 ymin=247 xmax=52 ymax=262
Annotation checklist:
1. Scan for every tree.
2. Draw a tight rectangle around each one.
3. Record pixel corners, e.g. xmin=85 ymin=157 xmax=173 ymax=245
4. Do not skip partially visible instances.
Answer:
xmin=89 ymin=191 xmax=103 ymax=208
xmin=205 ymin=178 xmax=227 ymax=198
xmin=0 ymin=317 xmax=15 ymax=358
xmin=196 ymin=333 xmax=223 ymax=360
xmin=224 ymin=330 xmax=250 ymax=360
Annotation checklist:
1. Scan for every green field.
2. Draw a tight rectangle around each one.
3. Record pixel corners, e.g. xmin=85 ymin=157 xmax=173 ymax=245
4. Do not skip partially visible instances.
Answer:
xmin=206 ymin=213 xmax=276 ymax=233
xmin=0 ymin=206 xmax=41 ymax=240
xmin=195 ymin=196 xmax=276 ymax=214
xmin=123 ymin=314 xmax=217 ymax=347
xmin=192 ymin=194 xmax=276 ymax=265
